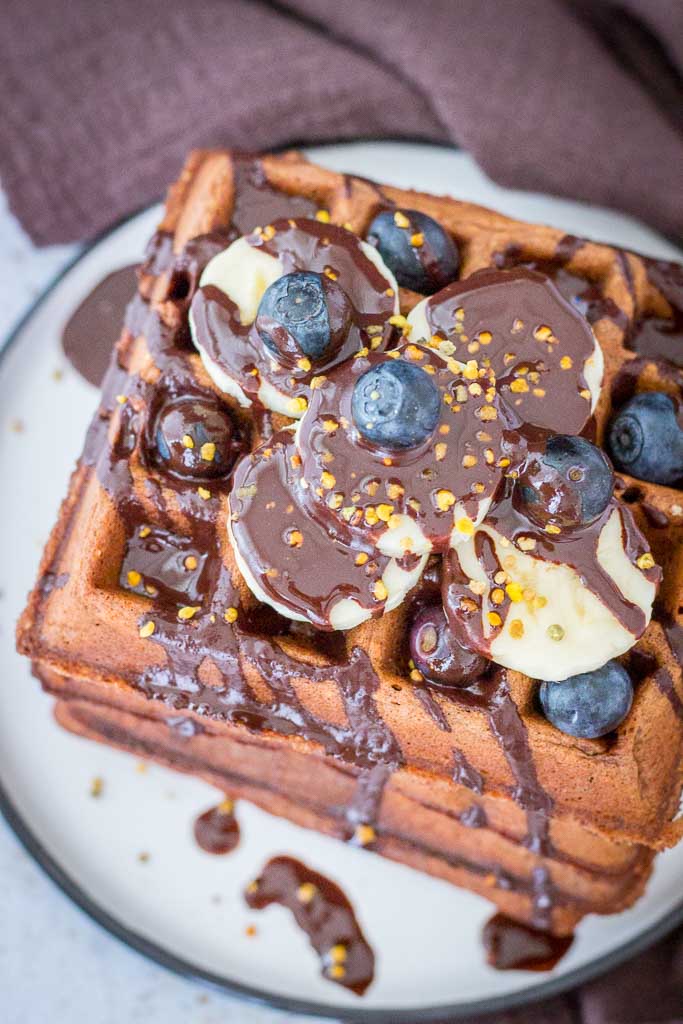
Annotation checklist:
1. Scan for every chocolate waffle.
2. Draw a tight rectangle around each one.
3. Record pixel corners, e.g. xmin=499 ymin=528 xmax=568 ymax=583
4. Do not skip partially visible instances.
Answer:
xmin=17 ymin=150 xmax=683 ymax=939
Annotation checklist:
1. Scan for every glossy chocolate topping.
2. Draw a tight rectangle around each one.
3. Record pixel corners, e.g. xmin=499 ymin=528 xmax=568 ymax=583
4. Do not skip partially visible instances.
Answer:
xmin=628 ymin=258 xmax=683 ymax=366
xmin=493 ymin=237 xmax=629 ymax=333
xmin=62 ymin=265 xmax=139 ymax=385
xmin=190 ymin=218 xmax=396 ymax=406
xmin=452 ymin=748 xmax=485 ymax=793
xmin=245 ymin=856 xmax=375 ymax=995
xmin=409 ymin=602 xmax=487 ymax=688
xmin=256 ymin=271 xmax=354 ymax=368
xmin=421 ymin=268 xmax=598 ymax=433
xmin=230 ymin=433 xmax=396 ymax=629
xmin=654 ymin=667 xmax=683 ymax=721
xmin=90 ymin=286 xmax=403 ymax=773
xmin=231 ymin=154 xmax=318 ymax=235
xmin=139 ymin=230 xmax=175 ymax=281
xmin=119 ymin=524 xmax=213 ymax=607
xmin=165 ymin=231 xmax=237 ymax=311
xmin=152 ymin=394 xmax=244 ymax=481
xmin=298 ymin=269 xmax=598 ymax=555
xmin=299 ymin=342 xmax=497 ymax=552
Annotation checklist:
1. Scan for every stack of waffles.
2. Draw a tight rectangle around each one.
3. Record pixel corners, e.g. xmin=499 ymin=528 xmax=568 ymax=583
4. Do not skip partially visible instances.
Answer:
xmin=17 ymin=150 xmax=683 ymax=938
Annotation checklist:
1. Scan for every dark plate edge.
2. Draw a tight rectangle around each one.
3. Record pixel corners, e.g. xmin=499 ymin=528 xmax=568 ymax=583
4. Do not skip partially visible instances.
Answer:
xmin=2 ymin=172 xmax=683 ymax=1022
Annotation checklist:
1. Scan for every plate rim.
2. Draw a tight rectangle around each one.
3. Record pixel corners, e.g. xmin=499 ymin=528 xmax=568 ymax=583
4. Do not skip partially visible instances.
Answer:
xmin=2 ymin=166 xmax=683 ymax=1022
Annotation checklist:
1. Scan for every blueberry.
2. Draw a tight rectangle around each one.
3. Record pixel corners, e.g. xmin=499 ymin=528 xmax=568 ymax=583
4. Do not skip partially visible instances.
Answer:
xmin=608 ymin=392 xmax=683 ymax=486
xmin=409 ymin=603 xmax=486 ymax=688
xmin=154 ymin=396 xmax=243 ymax=480
xmin=539 ymin=661 xmax=633 ymax=738
xmin=515 ymin=434 xmax=614 ymax=529
xmin=352 ymin=359 xmax=441 ymax=450
xmin=255 ymin=271 xmax=351 ymax=366
xmin=366 ymin=209 xmax=460 ymax=294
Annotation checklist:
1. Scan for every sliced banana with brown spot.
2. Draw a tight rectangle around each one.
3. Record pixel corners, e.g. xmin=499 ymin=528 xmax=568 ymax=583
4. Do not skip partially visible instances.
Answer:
xmin=443 ymin=509 xmax=657 ymax=681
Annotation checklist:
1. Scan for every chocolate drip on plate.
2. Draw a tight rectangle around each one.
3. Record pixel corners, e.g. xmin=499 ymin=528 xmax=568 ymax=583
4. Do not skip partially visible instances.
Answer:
xmin=483 ymin=913 xmax=573 ymax=971
xmin=62 ymin=265 xmax=139 ymax=386
xmin=193 ymin=800 xmax=240 ymax=854
xmin=245 ymin=856 xmax=375 ymax=995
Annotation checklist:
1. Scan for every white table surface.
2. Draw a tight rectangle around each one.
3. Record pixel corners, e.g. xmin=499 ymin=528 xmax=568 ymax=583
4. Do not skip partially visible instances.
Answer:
xmin=0 ymin=193 xmax=312 ymax=1024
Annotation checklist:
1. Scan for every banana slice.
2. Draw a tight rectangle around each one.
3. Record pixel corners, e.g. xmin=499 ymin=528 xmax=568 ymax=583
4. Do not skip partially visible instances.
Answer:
xmin=443 ymin=508 xmax=657 ymax=680
xmin=190 ymin=219 xmax=398 ymax=417
xmin=407 ymin=267 xmax=604 ymax=424
xmin=228 ymin=435 xmax=426 ymax=630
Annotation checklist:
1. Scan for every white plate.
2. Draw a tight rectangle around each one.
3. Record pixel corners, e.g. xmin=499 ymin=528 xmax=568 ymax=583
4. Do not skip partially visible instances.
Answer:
xmin=1 ymin=142 xmax=682 ymax=1021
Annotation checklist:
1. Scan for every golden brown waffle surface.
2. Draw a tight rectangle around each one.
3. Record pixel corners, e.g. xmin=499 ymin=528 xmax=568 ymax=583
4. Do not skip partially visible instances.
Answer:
xmin=17 ymin=150 xmax=683 ymax=937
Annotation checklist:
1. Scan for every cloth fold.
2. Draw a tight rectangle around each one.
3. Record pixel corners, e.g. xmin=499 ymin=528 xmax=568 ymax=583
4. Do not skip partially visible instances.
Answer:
xmin=0 ymin=0 xmax=681 ymax=245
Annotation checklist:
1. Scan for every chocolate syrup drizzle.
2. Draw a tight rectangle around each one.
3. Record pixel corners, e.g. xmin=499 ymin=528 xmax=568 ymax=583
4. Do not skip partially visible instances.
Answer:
xmin=299 ymin=268 xmax=603 ymax=564
xmin=653 ymin=667 xmax=683 ymax=721
xmin=628 ymin=258 xmax=683 ymax=366
xmin=496 ymin=234 xmax=683 ymax=367
xmin=452 ymin=748 xmax=484 ymax=794
xmin=74 ymin=156 xmax=680 ymax=950
xmin=441 ymin=672 xmax=556 ymax=928
xmin=91 ymin=259 xmax=403 ymax=825
xmin=610 ymin=354 xmax=683 ymax=411
xmin=245 ymin=856 xmax=375 ymax=995
xmin=493 ymin=236 xmax=628 ymax=333
xmin=231 ymin=155 xmax=318 ymax=235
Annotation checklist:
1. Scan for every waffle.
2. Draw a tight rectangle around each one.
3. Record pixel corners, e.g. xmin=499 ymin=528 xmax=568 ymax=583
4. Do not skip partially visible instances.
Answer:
xmin=17 ymin=150 xmax=683 ymax=938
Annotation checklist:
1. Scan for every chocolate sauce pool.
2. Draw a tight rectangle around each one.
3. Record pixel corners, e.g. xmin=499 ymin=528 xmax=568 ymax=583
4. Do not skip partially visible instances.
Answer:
xmin=245 ymin=856 xmax=375 ymax=994
xmin=62 ymin=265 xmax=139 ymax=385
